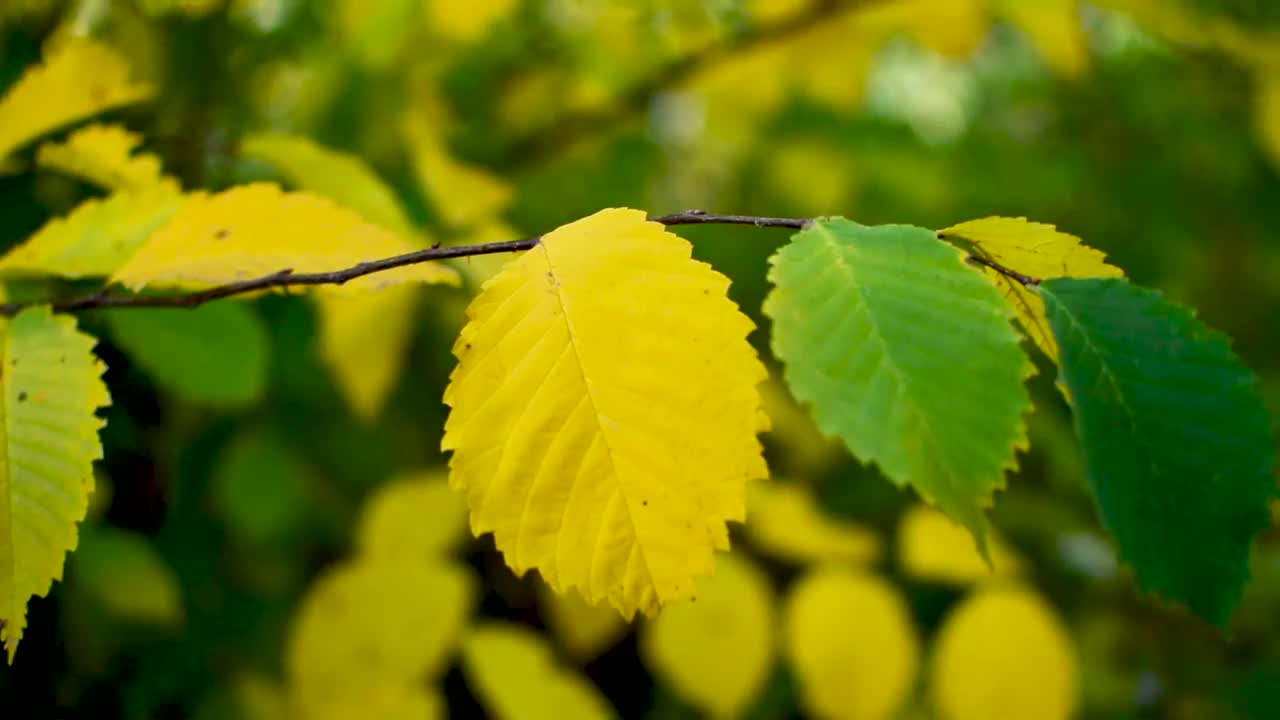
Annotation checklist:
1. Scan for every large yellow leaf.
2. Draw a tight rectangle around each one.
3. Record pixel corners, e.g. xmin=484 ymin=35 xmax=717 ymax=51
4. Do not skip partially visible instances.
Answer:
xmin=0 ymin=38 xmax=152 ymax=163
xmin=930 ymin=584 xmax=1078 ymax=720
xmin=783 ymin=567 xmax=919 ymax=720
xmin=0 ymin=307 xmax=110 ymax=662
xmin=35 ymin=123 xmax=173 ymax=192
xmin=0 ymin=186 xmax=185 ymax=279
xmin=287 ymin=558 xmax=474 ymax=704
xmin=355 ymin=470 xmax=469 ymax=561
xmin=938 ymin=217 xmax=1123 ymax=361
xmin=294 ymin=682 xmax=444 ymax=720
xmin=462 ymin=623 xmax=617 ymax=720
xmin=640 ymin=553 xmax=775 ymax=719
xmin=442 ymin=208 xmax=769 ymax=618
xmin=745 ymin=479 xmax=880 ymax=566
xmin=539 ymin=585 xmax=629 ymax=662
xmin=110 ymin=183 xmax=458 ymax=293
xmin=898 ymin=505 xmax=1022 ymax=585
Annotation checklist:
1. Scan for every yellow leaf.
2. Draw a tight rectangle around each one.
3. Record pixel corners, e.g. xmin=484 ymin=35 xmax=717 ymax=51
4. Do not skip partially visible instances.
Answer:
xmin=860 ymin=0 xmax=989 ymax=58
xmin=539 ymin=584 xmax=629 ymax=663
xmin=898 ymin=505 xmax=1022 ymax=585
xmin=316 ymin=284 xmax=422 ymax=421
xmin=287 ymin=558 xmax=475 ymax=699
xmin=640 ymin=553 xmax=775 ymax=719
xmin=995 ymin=0 xmax=1089 ymax=77
xmin=745 ymin=479 xmax=880 ymax=566
xmin=236 ymin=133 xmax=455 ymax=420
xmin=240 ymin=132 xmax=415 ymax=234
xmin=938 ymin=216 xmax=1123 ymax=361
xmin=442 ymin=208 xmax=769 ymax=618
xmin=0 ymin=186 xmax=185 ymax=279
xmin=0 ymin=307 xmax=110 ymax=662
xmin=1257 ymin=70 xmax=1280 ymax=170
xmin=356 ymin=470 xmax=469 ymax=560
xmin=0 ymin=38 xmax=152 ymax=163
xmin=426 ymin=0 xmax=518 ymax=42
xmin=294 ymin=682 xmax=444 ymax=720
xmin=110 ymin=183 xmax=458 ymax=294
xmin=783 ymin=567 xmax=919 ymax=720
xmin=403 ymin=113 xmax=512 ymax=229
xmin=930 ymin=584 xmax=1078 ymax=720
xmin=462 ymin=623 xmax=617 ymax=720
xmin=35 ymin=123 xmax=173 ymax=192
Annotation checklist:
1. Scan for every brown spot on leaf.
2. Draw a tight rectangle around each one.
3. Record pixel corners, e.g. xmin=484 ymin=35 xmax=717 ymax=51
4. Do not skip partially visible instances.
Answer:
xmin=214 ymin=229 xmax=230 ymax=241
xmin=17 ymin=391 xmax=27 ymax=402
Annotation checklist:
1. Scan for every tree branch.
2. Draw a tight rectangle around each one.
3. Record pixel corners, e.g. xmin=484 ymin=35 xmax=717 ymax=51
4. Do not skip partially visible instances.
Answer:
xmin=497 ymin=0 xmax=887 ymax=171
xmin=0 ymin=211 xmax=1039 ymax=316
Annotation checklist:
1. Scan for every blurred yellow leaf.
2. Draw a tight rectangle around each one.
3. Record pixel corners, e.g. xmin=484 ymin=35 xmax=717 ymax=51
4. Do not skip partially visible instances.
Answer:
xmin=336 ymin=0 xmax=419 ymax=70
xmin=36 ymin=123 xmax=173 ymax=192
xmin=930 ymin=584 xmax=1078 ymax=720
xmin=356 ymin=471 xmax=469 ymax=560
xmin=442 ymin=208 xmax=768 ymax=618
xmin=747 ymin=0 xmax=815 ymax=24
xmin=640 ymin=553 xmax=775 ymax=719
xmin=295 ymin=682 xmax=444 ymax=720
xmin=462 ymin=623 xmax=617 ymax=720
xmin=0 ymin=37 xmax=152 ymax=162
xmin=996 ymin=0 xmax=1088 ymax=77
xmin=783 ymin=567 xmax=919 ymax=720
xmin=110 ymin=183 xmax=458 ymax=293
xmin=745 ymin=479 xmax=880 ymax=566
xmin=287 ymin=558 xmax=475 ymax=700
xmin=0 ymin=186 xmax=184 ymax=279
xmin=71 ymin=526 xmax=182 ymax=628
xmin=240 ymin=132 xmax=416 ymax=233
xmin=425 ymin=0 xmax=517 ymax=42
xmin=898 ymin=505 xmax=1022 ymax=585
xmin=403 ymin=112 xmax=512 ymax=228
xmin=939 ymin=216 xmax=1123 ymax=361
xmin=136 ymin=0 xmax=224 ymax=17
xmin=540 ymin=585 xmax=629 ymax=663
xmin=758 ymin=378 xmax=845 ymax=476
xmin=1257 ymin=70 xmax=1280 ymax=170
xmin=316 ymin=283 xmax=422 ymax=421
xmin=860 ymin=0 xmax=989 ymax=58
xmin=764 ymin=138 xmax=857 ymax=214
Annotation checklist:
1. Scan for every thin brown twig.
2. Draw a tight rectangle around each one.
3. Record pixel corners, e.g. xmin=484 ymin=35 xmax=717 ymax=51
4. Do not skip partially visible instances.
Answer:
xmin=0 ymin=211 xmax=1037 ymax=316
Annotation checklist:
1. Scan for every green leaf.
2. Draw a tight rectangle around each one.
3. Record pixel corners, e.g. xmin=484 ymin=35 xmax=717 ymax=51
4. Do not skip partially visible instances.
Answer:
xmin=211 ymin=431 xmax=311 ymax=546
xmin=70 ymin=525 xmax=183 ymax=628
xmin=106 ymin=303 xmax=269 ymax=409
xmin=1040 ymin=277 xmax=1276 ymax=623
xmin=0 ymin=306 xmax=110 ymax=662
xmin=763 ymin=218 xmax=1032 ymax=542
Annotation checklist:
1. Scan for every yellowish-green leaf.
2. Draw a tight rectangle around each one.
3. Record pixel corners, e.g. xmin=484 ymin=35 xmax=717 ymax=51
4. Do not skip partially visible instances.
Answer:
xmin=938 ymin=216 xmax=1123 ymax=361
xmin=745 ymin=479 xmax=880 ymax=566
xmin=898 ymin=505 xmax=1023 ymax=585
xmin=35 ymin=123 xmax=173 ymax=192
xmin=404 ymin=114 xmax=512 ymax=228
xmin=0 ymin=306 xmax=110 ymax=663
xmin=995 ymin=0 xmax=1089 ymax=77
xmin=442 ymin=208 xmax=769 ymax=618
xmin=0 ymin=186 xmax=184 ymax=279
xmin=462 ymin=623 xmax=617 ymax=720
xmin=539 ymin=585 xmax=629 ymax=663
xmin=930 ymin=584 xmax=1078 ymax=720
xmin=784 ymin=567 xmax=919 ymax=720
xmin=293 ymin=682 xmax=444 ymax=720
xmin=356 ymin=470 xmax=469 ymax=561
xmin=0 ymin=37 xmax=152 ymax=163
xmin=426 ymin=0 xmax=518 ymax=42
xmin=316 ymin=285 xmax=423 ymax=421
xmin=1257 ymin=69 xmax=1280 ymax=170
xmin=70 ymin=525 xmax=182 ymax=628
xmin=287 ymin=558 xmax=474 ymax=701
xmin=335 ymin=0 xmax=418 ymax=70
xmin=640 ymin=553 xmax=775 ymax=719
xmin=110 ymin=183 xmax=458 ymax=293
xmin=239 ymin=132 xmax=415 ymax=233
